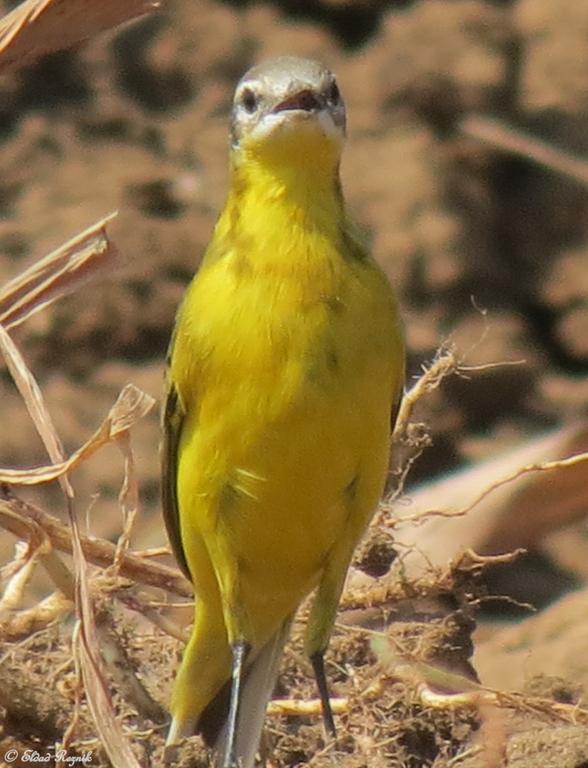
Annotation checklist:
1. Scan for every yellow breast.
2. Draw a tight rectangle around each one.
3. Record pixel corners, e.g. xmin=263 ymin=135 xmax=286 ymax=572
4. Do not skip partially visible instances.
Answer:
xmin=171 ymin=156 xmax=404 ymax=644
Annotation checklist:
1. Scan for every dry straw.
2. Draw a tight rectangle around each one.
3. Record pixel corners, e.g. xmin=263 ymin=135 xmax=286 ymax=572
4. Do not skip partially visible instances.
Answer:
xmin=0 ymin=0 xmax=162 ymax=71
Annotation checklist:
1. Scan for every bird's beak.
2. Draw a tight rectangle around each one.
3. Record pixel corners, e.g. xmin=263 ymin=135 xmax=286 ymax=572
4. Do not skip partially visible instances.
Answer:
xmin=244 ymin=85 xmax=343 ymax=155
xmin=272 ymin=89 xmax=323 ymax=114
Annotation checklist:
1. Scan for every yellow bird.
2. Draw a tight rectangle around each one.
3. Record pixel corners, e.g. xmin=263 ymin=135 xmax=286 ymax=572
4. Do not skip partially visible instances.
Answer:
xmin=162 ymin=56 xmax=404 ymax=767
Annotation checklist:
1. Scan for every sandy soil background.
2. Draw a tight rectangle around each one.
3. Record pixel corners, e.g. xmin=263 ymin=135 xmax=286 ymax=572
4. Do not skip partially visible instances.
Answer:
xmin=0 ymin=0 xmax=586 ymax=766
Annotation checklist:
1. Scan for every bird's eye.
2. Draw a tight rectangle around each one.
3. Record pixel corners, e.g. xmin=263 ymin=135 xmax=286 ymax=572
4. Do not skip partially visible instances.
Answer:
xmin=328 ymin=82 xmax=340 ymax=103
xmin=241 ymin=88 xmax=258 ymax=114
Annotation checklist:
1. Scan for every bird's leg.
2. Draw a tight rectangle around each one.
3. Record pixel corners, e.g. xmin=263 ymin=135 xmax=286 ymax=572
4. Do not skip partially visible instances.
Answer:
xmin=305 ymin=566 xmax=348 ymax=741
xmin=206 ymin=518 xmax=256 ymax=767
xmin=223 ymin=639 xmax=250 ymax=768
xmin=305 ymin=511 xmax=364 ymax=741
xmin=310 ymin=650 xmax=336 ymax=738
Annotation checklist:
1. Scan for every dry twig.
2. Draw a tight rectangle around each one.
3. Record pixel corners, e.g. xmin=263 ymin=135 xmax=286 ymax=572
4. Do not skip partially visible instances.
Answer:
xmin=0 ymin=212 xmax=118 ymax=330
xmin=0 ymin=383 xmax=155 ymax=486
xmin=460 ymin=114 xmax=588 ymax=188
xmin=0 ymin=491 xmax=191 ymax=598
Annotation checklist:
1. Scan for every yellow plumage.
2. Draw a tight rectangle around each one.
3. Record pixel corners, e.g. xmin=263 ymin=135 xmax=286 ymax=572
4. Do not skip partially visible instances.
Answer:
xmin=162 ymin=56 xmax=404 ymax=767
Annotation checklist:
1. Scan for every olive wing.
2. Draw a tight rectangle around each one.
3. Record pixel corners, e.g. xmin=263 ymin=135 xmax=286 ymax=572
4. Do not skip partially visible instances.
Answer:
xmin=161 ymin=379 xmax=191 ymax=580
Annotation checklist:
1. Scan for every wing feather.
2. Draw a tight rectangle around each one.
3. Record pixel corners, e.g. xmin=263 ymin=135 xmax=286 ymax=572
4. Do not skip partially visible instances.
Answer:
xmin=161 ymin=375 xmax=191 ymax=580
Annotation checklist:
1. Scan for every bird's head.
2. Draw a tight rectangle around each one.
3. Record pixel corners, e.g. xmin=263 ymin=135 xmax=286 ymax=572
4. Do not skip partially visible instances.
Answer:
xmin=230 ymin=56 xmax=346 ymax=173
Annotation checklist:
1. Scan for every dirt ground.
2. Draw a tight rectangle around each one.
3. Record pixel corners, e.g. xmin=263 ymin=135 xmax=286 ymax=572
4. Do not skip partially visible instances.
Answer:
xmin=0 ymin=0 xmax=586 ymax=766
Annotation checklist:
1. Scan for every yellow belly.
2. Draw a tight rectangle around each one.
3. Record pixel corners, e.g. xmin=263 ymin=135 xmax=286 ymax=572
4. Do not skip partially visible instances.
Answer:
xmin=179 ymin=366 xmax=390 ymax=632
xmin=174 ymin=246 xmax=403 ymax=648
